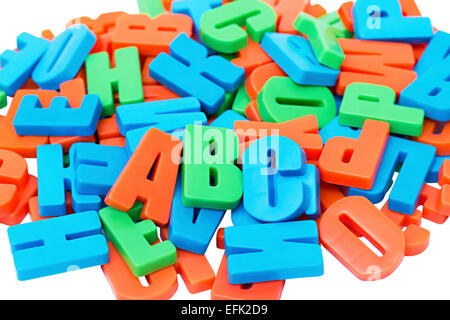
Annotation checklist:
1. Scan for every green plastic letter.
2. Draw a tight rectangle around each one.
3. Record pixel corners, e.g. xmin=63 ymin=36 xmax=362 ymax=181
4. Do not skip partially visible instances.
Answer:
xmin=257 ymin=77 xmax=336 ymax=128
xmin=99 ymin=203 xmax=177 ymax=278
xmin=294 ymin=12 xmax=345 ymax=70
xmin=182 ymin=125 xmax=242 ymax=210
xmin=200 ymin=0 xmax=276 ymax=54
xmin=86 ymin=47 xmax=144 ymax=117
xmin=339 ymin=83 xmax=425 ymax=137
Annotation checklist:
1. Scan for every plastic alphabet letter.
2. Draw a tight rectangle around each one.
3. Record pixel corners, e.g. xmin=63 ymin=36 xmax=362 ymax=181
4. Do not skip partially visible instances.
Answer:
xmin=294 ymin=12 xmax=345 ymax=70
xmin=337 ymin=38 xmax=417 ymax=95
xmin=182 ymin=125 xmax=242 ymax=210
xmin=0 ymin=33 xmax=49 ymax=96
xmin=32 ymin=25 xmax=96 ymax=90
xmin=112 ymin=13 xmax=193 ymax=55
xmin=339 ymin=83 xmax=424 ymax=137
xmin=116 ymin=97 xmax=205 ymax=135
xmin=438 ymin=160 xmax=450 ymax=214
xmin=105 ymin=129 xmax=181 ymax=226
xmin=242 ymin=136 xmax=320 ymax=222
xmin=260 ymin=33 xmax=339 ymax=86
xmin=400 ymin=56 xmax=450 ymax=121
xmin=413 ymin=119 xmax=450 ymax=156
xmin=73 ymin=143 xmax=128 ymax=196
xmin=137 ymin=0 xmax=165 ymax=17
xmin=415 ymin=31 xmax=450 ymax=76
xmin=381 ymin=202 xmax=430 ymax=257
xmin=67 ymin=12 xmax=127 ymax=36
xmin=169 ymin=177 xmax=225 ymax=255
xmin=0 ymin=90 xmax=56 ymax=158
xmin=224 ymin=221 xmax=324 ymax=284
xmin=257 ymin=77 xmax=336 ymax=128
xmin=100 ymin=204 xmax=177 ymax=277
xmin=353 ymin=0 xmax=433 ymax=43
xmin=8 ymin=211 xmax=109 ymax=281
xmin=200 ymin=0 xmax=277 ymax=53
xmin=102 ymin=242 xmax=178 ymax=300
xmin=150 ymin=33 xmax=245 ymax=115
xmin=319 ymin=196 xmax=405 ymax=280
xmin=160 ymin=226 xmax=216 ymax=293
xmin=37 ymin=144 xmax=102 ymax=217
xmin=13 ymin=94 xmax=102 ymax=136
xmin=319 ymin=119 xmax=389 ymax=190
xmin=262 ymin=0 xmax=309 ymax=34
xmin=86 ymin=47 xmax=144 ymax=117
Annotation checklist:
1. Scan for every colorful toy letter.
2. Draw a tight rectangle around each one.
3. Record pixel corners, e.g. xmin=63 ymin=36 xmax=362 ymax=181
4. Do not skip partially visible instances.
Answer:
xmin=224 ymin=221 xmax=324 ymax=284
xmin=150 ymin=33 xmax=245 ymax=115
xmin=8 ymin=211 xmax=109 ymax=280
xmin=182 ymin=125 xmax=242 ymax=210
xmin=200 ymin=0 xmax=276 ymax=53
xmin=105 ymin=128 xmax=181 ymax=226
xmin=242 ymin=136 xmax=320 ymax=222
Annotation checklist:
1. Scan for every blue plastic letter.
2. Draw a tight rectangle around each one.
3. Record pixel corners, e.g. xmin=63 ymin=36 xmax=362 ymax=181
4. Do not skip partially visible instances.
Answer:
xmin=73 ymin=143 xmax=128 ymax=196
xmin=32 ymin=25 xmax=96 ymax=90
xmin=261 ymin=33 xmax=339 ymax=86
xmin=8 ymin=211 xmax=109 ymax=281
xmin=400 ymin=57 xmax=450 ymax=121
xmin=116 ymin=97 xmax=205 ymax=135
xmin=13 ymin=94 xmax=102 ymax=136
xmin=321 ymin=118 xmax=436 ymax=214
xmin=242 ymin=136 xmax=320 ymax=222
xmin=224 ymin=221 xmax=324 ymax=284
xmin=149 ymin=33 xmax=245 ymax=115
xmin=353 ymin=0 xmax=433 ymax=43
xmin=0 ymin=33 xmax=49 ymax=96
xmin=415 ymin=31 xmax=450 ymax=76
xmin=37 ymin=144 xmax=102 ymax=217
xmin=168 ymin=177 xmax=225 ymax=254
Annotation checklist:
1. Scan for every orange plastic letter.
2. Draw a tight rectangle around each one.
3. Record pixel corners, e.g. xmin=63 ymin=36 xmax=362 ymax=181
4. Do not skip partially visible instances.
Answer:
xmin=319 ymin=119 xmax=389 ymax=189
xmin=337 ymin=39 xmax=417 ymax=96
xmin=102 ymin=243 xmax=178 ymax=300
xmin=319 ymin=196 xmax=405 ymax=281
xmin=105 ymin=128 xmax=182 ymax=226
xmin=112 ymin=13 xmax=193 ymax=56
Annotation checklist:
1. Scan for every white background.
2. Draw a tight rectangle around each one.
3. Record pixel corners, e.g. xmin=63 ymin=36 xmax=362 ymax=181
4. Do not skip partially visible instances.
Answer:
xmin=0 ymin=0 xmax=449 ymax=300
